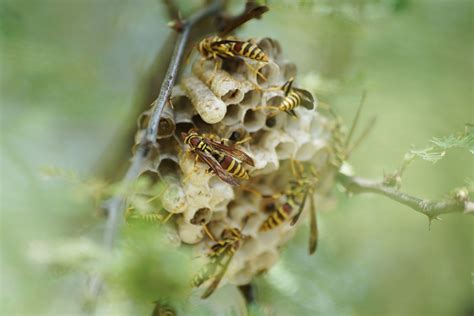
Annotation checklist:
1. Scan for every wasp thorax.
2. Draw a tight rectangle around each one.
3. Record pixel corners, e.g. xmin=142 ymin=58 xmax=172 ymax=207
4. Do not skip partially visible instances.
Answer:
xmin=134 ymin=36 xmax=334 ymax=299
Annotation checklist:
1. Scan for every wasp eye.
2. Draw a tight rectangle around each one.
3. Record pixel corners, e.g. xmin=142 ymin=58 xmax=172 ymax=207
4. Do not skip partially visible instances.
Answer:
xmin=265 ymin=202 xmax=276 ymax=212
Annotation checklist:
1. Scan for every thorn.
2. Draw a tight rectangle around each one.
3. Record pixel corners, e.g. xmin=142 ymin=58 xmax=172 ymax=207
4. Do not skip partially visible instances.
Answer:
xmin=427 ymin=215 xmax=441 ymax=231
xmin=168 ymin=17 xmax=185 ymax=32
xmin=167 ymin=98 xmax=174 ymax=109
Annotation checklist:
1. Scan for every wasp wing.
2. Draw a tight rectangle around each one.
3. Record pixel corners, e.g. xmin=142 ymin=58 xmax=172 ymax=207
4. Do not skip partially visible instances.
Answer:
xmin=192 ymin=245 xmax=228 ymax=288
xmin=282 ymin=78 xmax=294 ymax=96
xmin=286 ymin=109 xmax=297 ymax=117
xmin=293 ymin=88 xmax=315 ymax=110
xmin=308 ymin=194 xmax=318 ymax=255
xmin=201 ymin=247 xmax=235 ymax=299
xmin=290 ymin=188 xmax=309 ymax=226
xmin=194 ymin=149 xmax=239 ymax=186
xmin=211 ymin=39 xmax=241 ymax=47
xmin=206 ymin=139 xmax=255 ymax=166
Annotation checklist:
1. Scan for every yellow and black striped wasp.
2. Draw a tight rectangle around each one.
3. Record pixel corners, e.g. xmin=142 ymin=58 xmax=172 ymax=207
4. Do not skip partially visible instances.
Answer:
xmin=182 ymin=129 xmax=254 ymax=186
xmin=253 ymin=160 xmax=319 ymax=254
xmin=257 ymin=78 xmax=315 ymax=117
xmin=286 ymin=161 xmax=319 ymax=255
xmin=197 ymin=36 xmax=269 ymax=64
xmin=192 ymin=227 xmax=244 ymax=299
xmin=193 ymin=2 xmax=270 ymax=81
xmin=196 ymin=36 xmax=269 ymax=83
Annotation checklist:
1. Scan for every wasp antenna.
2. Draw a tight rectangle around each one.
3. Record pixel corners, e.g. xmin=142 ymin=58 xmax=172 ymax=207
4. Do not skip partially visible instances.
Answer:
xmin=281 ymin=78 xmax=292 ymax=94
xmin=345 ymin=90 xmax=367 ymax=148
xmin=290 ymin=158 xmax=300 ymax=178
xmin=347 ymin=115 xmax=377 ymax=156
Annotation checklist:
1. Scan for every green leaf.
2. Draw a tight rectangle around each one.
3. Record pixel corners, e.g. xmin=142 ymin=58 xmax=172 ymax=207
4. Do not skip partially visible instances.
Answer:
xmin=409 ymin=147 xmax=446 ymax=163
xmin=409 ymin=125 xmax=473 ymax=163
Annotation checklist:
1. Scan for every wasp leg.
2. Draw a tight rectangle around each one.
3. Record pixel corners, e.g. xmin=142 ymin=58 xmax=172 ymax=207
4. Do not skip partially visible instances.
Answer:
xmin=253 ymin=105 xmax=280 ymax=117
xmin=203 ymin=224 xmax=217 ymax=242
xmin=205 ymin=167 xmax=215 ymax=175
xmin=234 ymin=136 xmax=252 ymax=145
xmin=290 ymin=158 xmax=299 ymax=179
xmin=206 ymin=59 xmax=222 ymax=85
xmin=244 ymin=60 xmax=267 ymax=82
xmin=202 ymin=133 xmax=219 ymax=141
xmin=260 ymin=85 xmax=285 ymax=92
xmin=218 ymin=136 xmax=251 ymax=146
xmin=240 ymin=186 xmax=282 ymax=201
xmin=292 ymin=159 xmax=305 ymax=178
xmin=240 ymin=186 xmax=263 ymax=198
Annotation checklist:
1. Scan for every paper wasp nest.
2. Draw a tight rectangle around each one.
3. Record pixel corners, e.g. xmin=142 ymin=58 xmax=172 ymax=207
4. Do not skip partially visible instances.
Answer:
xmin=135 ymin=37 xmax=333 ymax=293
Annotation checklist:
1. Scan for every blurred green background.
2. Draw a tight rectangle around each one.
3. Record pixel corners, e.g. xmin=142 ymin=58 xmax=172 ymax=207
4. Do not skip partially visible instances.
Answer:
xmin=1 ymin=0 xmax=472 ymax=315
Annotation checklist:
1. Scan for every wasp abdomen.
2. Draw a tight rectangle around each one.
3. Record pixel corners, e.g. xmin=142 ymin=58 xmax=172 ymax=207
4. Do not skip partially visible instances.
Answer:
xmin=230 ymin=41 xmax=268 ymax=62
xmin=280 ymin=91 xmax=301 ymax=112
xmin=259 ymin=203 xmax=293 ymax=231
xmin=219 ymin=155 xmax=249 ymax=179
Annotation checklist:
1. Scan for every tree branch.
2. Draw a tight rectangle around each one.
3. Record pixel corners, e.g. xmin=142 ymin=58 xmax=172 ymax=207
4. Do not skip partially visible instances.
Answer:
xmin=336 ymin=172 xmax=474 ymax=217
xmin=145 ymin=0 xmax=223 ymax=144
xmin=86 ymin=0 xmax=224 ymax=307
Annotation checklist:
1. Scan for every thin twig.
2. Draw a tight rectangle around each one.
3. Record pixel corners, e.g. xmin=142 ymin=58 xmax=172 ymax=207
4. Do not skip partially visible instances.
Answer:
xmin=86 ymin=0 xmax=224 ymax=307
xmin=337 ymin=172 xmax=474 ymax=217
xmin=345 ymin=90 xmax=366 ymax=148
xmin=216 ymin=1 xmax=269 ymax=35
xmin=146 ymin=0 xmax=223 ymax=144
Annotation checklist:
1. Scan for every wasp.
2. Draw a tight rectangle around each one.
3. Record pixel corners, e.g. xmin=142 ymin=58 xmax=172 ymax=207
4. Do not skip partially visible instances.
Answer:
xmin=286 ymin=161 xmax=319 ymax=254
xmin=196 ymin=35 xmax=269 ymax=82
xmin=198 ymin=35 xmax=269 ymax=63
xmin=181 ymin=129 xmax=254 ymax=186
xmin=256 ymin=78 xmax=314 ymax=117
xmin=259 ymin=199 xmax=294 ymax=232
xmin=250 ymin=160 xmax=319 ymax=254
xmin=185 ymin=1 xmax=269 ymax=79
xmin=196 ymin=2 xmax=269 ymax=64
xmin=192 ymin=228 xmax=244 ymax=299
xmin=238 ymin=188 xmax=294 ymax=232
